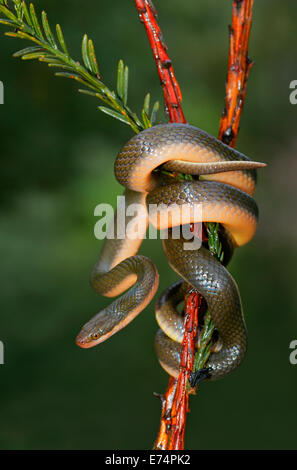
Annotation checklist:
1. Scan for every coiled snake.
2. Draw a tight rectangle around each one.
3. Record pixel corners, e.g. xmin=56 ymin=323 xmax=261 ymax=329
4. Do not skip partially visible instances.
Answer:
xmin=76 ymin=123 xmax=265 ymax=382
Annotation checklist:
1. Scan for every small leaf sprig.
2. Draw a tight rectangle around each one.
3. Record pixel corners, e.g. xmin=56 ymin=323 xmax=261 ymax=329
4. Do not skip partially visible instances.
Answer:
xmin=190 ymin=310 xmax=214 ymax=384
xmin=206 ymin=222 xmax=224 ymax=263
xmin=0 ymin=0 xmax=159 ymax=133
xmin=187 ymin=224 xmax=225 ymax=388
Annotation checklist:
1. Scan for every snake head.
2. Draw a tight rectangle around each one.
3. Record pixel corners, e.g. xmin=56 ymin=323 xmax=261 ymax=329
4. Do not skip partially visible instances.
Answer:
xmin=75 ymin=310 xmax=109 ymax=348
xmin=75 ymin=326 xmax=105 ymax=349
xmin=75 ymin=307 xmax=123 ymax=348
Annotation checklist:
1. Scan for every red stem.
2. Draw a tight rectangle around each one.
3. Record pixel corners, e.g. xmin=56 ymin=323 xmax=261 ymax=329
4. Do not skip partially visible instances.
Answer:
xmin=218 ymin=0 xmax=254 ymax=147
xmin=134 ymin=0 xmax=186 ymax=123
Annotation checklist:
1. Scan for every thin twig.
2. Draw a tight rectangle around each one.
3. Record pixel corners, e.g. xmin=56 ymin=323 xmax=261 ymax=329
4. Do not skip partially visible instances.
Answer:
xmin=134 ymin=0 xmax=186 ymax=123
xmin=218 ymin=0 xmax=254 ymax=147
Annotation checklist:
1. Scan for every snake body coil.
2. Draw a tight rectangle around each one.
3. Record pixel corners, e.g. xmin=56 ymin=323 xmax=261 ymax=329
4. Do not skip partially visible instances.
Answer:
xmin=76 ymin=123 xmax=264 ymax=382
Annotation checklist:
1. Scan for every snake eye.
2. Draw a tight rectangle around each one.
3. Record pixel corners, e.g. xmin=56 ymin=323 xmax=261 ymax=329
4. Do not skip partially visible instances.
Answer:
xmin=91 ymin=332 xmax=100 ymax=340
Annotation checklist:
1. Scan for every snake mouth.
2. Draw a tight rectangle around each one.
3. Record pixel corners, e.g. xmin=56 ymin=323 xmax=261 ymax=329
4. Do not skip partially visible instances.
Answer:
xmin=75 ymin=333 xmax=93 ymax=349
xmin=75 ymin=329 xmax=104 ymax=349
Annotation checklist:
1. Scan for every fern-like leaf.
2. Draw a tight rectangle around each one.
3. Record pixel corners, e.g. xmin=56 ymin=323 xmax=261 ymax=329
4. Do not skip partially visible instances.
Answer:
xmin=0 ymin=0 xmax=159 ymax=134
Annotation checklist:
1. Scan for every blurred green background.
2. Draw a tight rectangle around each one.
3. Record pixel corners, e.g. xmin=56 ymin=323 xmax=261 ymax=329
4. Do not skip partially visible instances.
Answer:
xmin=0 ymin=0 xmax=297 ymax=450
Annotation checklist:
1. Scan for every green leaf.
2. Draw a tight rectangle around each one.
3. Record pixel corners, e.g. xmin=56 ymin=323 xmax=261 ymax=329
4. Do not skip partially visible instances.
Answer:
xmin=21 ymin=52 xmax=45 ymax=60
xmin=123 ymin=65 xmax=128 ymax=105
xmin=81 ymin=34 xmax=92 ymax=72
xmin=78 ymin=89 xmax=99 ymax=97
xmin=0 ymin=18 xmax=16 ymax=26
xmin=116 ymin=60 xmax=129 ymax=105
xmin=46 ymin=63 xmax=73 ymax=71
xmin=55 ymin=72 xmax=90 ymax=87
xmin=98 ymin=106 xmax=130 ymax=125
xmin=56 ymin=24 xmax=68 ymax=55
xmin=141 ymin=109 xmax=151 ymax=129
xmin=131 ymin=112 xmax=144 ymax=131
xmin=0 ymin=5 xmax=16 ymax=21
xmin=22 ymin=1 xmax=32 ymax=27
xmin=41 ymin=11 xmax=55 ymax=47
xmin=88 ymin=39 xmax=100 ymax=76
xmin=5 ymin=30 xmax=43 ymax=45
xmin=38 ymin=56 xmax=60 ymax=64
xmin=150 ymin=101 xmax=160 ymax=125
xmin=29 ymin=3 xmax=43 ymax=39
xmin=14 ymin=0 xmax=24 ymax=20
xmin=143 ymin=93 xmax=150 ymax=115
xmin=13 ymin=45 xmax=42 ymax=57
xmin=117 ymin=59 xmax=124 ymax=100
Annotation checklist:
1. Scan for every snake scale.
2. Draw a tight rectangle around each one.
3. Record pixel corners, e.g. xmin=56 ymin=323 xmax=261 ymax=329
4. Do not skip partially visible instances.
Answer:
xmin=76 ymin=123 xmax=265 ymax=383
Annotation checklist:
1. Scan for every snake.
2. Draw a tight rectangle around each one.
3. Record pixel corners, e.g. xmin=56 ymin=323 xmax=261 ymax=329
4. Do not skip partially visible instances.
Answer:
xmin=76 ymin=123 xmax=265 ymax=383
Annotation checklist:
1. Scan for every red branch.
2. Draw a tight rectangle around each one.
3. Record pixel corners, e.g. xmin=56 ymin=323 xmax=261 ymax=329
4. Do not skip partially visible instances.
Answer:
xmin=218 ymin=0 xmax=254 ymax=147
xmin=134 ymin=0 xmax=186 ymax=124
xmin=154 ymin=292 xmax=202 ymax=450
xmin=135 ymin=0 xmax=254 ymax=450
